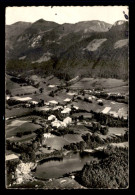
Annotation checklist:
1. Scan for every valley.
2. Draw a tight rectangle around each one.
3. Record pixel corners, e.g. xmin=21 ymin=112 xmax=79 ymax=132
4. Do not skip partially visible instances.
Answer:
xmin=5 ymin=15 xmax=128 ymax=189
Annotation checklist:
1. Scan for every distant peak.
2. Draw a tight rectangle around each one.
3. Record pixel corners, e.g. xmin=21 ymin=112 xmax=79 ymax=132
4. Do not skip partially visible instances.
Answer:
xmin=34 ymin=19 xmax=46 ymax=23
xmin=113 ymin=20 xmax=126 ymax=26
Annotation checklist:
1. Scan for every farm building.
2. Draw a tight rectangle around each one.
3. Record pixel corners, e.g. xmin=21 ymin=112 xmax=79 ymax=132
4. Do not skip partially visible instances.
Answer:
xmin=48 ymin=85 xmax=56 ymax=88
xmin=97 ymin=99 xmax=103 ymax=105
xmin=64 ymin=98 xmax=72 ymax=103
xmin=92 ymin=96 xmax=96 ymax=99
xmin=61 ymin=107 xmax=71 ymax=117
xmin=6 ymin=95 xmax=10 ymax=100
xmin=67 ymin=92 xmax=76 ymax=96
xmin=73 ymin=106 xmax=79 ymax=110
xmin=30 ymin=101 xmax=38 ymax=105
xmin=49 ymin=100 xmax=58 ymax=107
xmin=48 ymin=115 xmax=56 ymax=121
xmin=109 ymin=111 xmax=118 ymax=118
xmin=63 ymin=117 xmax=72 ymax=126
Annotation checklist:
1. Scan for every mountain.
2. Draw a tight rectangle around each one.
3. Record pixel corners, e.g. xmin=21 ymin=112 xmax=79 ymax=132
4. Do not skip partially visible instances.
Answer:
xmin=5 ymin=19 xmax=128 ymax=80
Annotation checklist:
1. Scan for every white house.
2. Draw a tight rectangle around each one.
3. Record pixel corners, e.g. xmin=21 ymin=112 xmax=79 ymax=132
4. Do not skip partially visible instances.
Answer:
xmin=61 ymin=107 xmax=71 ymax=114
xmin=64 ymin=98 xmax=72 ymax=103
xmin=48 ymin=85 xmax=56 ymax=88
xmin=48 ymin=115 xmax=56 ymax=121
xmin=63 ymin=117 xmax=72 ymax=126
xmin=67 ymin=92 xmax=76 ymax=96
xmin=97 ymin=99 xmax=103 ymax=103
xmin=30 ymin=101 xmax=38 ymax=105
xmin=73 ymin=106 xmax=79 ymax=110
xmin=49 ymin=100 xmax=58 ymax=107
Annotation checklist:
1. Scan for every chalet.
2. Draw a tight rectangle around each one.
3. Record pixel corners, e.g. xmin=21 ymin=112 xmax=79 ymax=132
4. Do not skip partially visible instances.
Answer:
xmin=73 ymin=106 xmax=79 ymax=110
xmin=63 ymin=117 xmax=72 ymax=126
xmin=92 ymin=96 xmax=96 ymax=99
xmin=97 ymin=99 xmax=103 ymax=105
xmin=61 ymin=107 xmax=71 ymax=117
xmin=49 ymin=100 xmax=58 ymax=107
xmin=6 ymin=95 xmax=10 ymax=100
xmin=48 ymin=115 xmax=56 ymax=121
xmin=109 ymin=111 xmax=118 ymax=118
xmin=64 ymin=98 xmax=72 ymax=103
xmin=67 ymin=92 xmax=76 ymax=96
xmin=87 ymin=96 xmax=93 ymax=103
xmin=48 ymin=85 xmax=56 ymax=88
xmin=30 ymin=101 xmax=38 ymax=105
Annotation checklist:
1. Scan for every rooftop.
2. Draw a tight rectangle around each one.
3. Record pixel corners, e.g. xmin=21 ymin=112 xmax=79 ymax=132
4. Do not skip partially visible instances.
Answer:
xmin=49 ymin=100 xmax=58 ymax=104
xmin=64 ymin=98 xmax=71 ymax=102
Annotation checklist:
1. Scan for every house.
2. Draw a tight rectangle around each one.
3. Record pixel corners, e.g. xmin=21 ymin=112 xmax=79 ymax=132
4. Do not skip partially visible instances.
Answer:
xmin=49 ymin=100 xmax=58 ymax=107
xmin=48 ymin=115 xmax=56 ymax=121
xmin=87 ymin=96 xmax=93 ymax=103
xmin=73 ymin=106 xmax=79 ymax=110
xmin=48 ymin=85 xmax=56 ymax=88
xmin=97 ymin=99 xmax=103 ymax=105
xmin=109 ymin=111 xmax=118 ymax=118
xmin=67 ymin=92 xmax=76 ymax=96
xmin=61 ymin=107 xmax=71 ymax=117
xmin=30 ymin=101 xmax=38 ymax=105
xmin=51 ymin=119 xmax=64 ymax=128
xmin=92 ymin=96 xmax=96 ymax=99
xmin=63 ymin=117 xmax=72 ymax=126
xmin=6 ymin=95 xmax=10 ymax=100
xmin=64 ymin=98 xmax=72 ymax=103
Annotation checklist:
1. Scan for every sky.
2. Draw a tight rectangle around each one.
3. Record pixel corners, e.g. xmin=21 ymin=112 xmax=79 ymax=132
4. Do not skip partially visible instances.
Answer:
xmin=6 ymin=6 xmax=128 ymax=25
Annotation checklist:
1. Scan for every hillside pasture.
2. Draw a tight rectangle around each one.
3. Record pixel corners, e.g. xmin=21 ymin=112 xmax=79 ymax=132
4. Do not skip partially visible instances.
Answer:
xmin=44 ymin=136 xmax=70 ymax=150
xmin=70 ymin=77 xmax=128 ymax=91
xmin=5 ymin=107 xmax=32 ymax=118
xmin=6 ymin=121 xmax=41 ymax=138
xmin=10 ymin=85 xmax=37 ymax=96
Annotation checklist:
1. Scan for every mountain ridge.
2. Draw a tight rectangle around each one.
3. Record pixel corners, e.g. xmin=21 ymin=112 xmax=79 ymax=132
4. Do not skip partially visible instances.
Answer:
xmin=5 ymin=19 xmax=128 ymax=80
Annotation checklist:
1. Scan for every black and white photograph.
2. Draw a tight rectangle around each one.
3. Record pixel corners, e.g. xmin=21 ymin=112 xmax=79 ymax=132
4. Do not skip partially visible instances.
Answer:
xmin=5 ymin=6 xmax=129 ymax=189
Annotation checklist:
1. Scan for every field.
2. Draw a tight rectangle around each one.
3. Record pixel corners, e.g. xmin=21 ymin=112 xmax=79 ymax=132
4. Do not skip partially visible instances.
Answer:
xmin=11 ymin=86 xmax=38 ymax=96
xmin=6 ymin=120 xmax=41 ymax=138
xmin=5 ymin=107 xmax=32 ymax=118
xmin=44 ymin=136 xmax=70 ymax=150
xmin=97 ymin=127 xmax=126 ymax=140
xmin=63 ymin=134 xmax=83 ymax=143
xmin=70 ymin=78 xmax=128 ymax=91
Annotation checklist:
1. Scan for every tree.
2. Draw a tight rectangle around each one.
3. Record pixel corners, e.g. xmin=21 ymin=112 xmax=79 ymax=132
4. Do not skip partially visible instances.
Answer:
xmin=80 ymin=141 xmax=86 ymax=152
xmin=39 ymin=88 xmax=44 ymax=93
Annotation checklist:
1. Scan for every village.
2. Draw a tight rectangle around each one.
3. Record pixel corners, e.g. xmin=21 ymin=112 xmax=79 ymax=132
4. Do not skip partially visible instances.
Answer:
xmin=5 ymin=73 xmax=128 ymax=188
